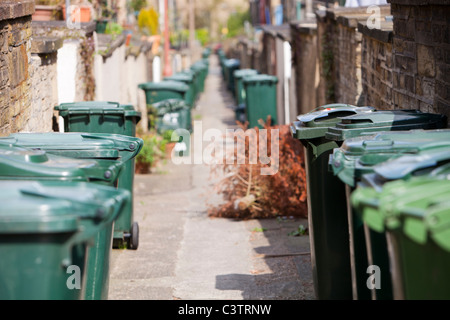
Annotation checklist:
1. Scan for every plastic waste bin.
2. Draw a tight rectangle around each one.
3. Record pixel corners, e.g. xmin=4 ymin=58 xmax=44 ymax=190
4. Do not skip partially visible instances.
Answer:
xmin=234 ymin=69 xmax=258 ymax=105
xmin=233 ymin=69 xmax=258 ymax=122
xmin=0 ymin=180 xmax=129 ymax=300
xmin=290 ymin=104 xmax=375 ymax=300
xmin=152 ymin=99 xmax=192 ymax=134
xmin=326 ymin=111 xmax=447 ymax=300
xmin=202 ymin=47 xmax=211 ymax=59
xmin=138 ymin=81 xmax=190 ymax=106
xmin=0 ymin=132 xmax=143 ymax=299
xmin=163 ymin=73 xmax=196 ymax=108
xmin=352 ymin=175 xmax=450 ymax=300
xmin=217 ymin=50 xmax=226 ymax=79
xmin=191 ymin=61 xmax=208 ymax=93
xmin=0 ymin=144 xmax=129 ymax=300
xmin=243 ymin=74 xmax=279 ymax=128
xmin=223 ymin=59 xmax=240 ymax=94
xmin=152 ymin=99 xmax=191 ymax=157
xmin=330 ymin=129 xmax=450 ymax=300
xmin=54 ymin=101 xmax=142 ymax=250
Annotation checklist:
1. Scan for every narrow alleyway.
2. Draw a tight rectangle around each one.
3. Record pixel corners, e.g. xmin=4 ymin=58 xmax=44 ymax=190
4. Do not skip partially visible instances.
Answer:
xmin=108 ymin=54 xmax=314 ymax=300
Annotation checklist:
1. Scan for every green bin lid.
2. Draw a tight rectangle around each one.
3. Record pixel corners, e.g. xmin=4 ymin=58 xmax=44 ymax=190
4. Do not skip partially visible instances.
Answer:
xmin=163 ymin=73 xmax=194 ymax=83
xmin=325 ymin=110 xmax=448 ymax=141
xmin=223 ymin=59 xmax=240 ymax=68
xmin=191 ymin=61 xmax=208 ymax=70
xmin=330 ymin=129 xmax=450 ymax=187
xmin=0 ymin=180 xmax=129 ymax=237
xmin=373 ymin=145 xmax=450 ymax=181
xmin=242 ymin=74 xmax=278 ymax=85
xmin=138 ymin=81 xmax=189 ymax=92
xmin=0 ymin=143 xmax=120 ymax=184
xmin=234 ymin=69 xmax=258 ymax=79
xmin=55 ymin=101 xmax=141 ymax=120
xmin=150 ymin=99 xmax=189 ymax=116
xmin=1 ymin=132 xmax=143 ymax=163
xmin=291 ymin=104 xmax=375 ymax=140
xmin=379 ymin=178 xmax=450 ymax=251
xmin=351 ymin=178 xmax=450 ymax=247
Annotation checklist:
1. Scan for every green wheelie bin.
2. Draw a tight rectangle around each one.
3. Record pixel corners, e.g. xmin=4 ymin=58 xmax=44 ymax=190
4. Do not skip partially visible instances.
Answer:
xmin=233 ymin=69 xmax=258 ymax=122
xmin=0 ymin=132 xmax=143 ymax=300
xmin=223 ymin=59 xmax=240 ymax=94
xmin=329 ymin=129 xmax=450 ymax=300
xmin=152 ymin=99 xmax=191 ymax=157
xmin=290 ymin=104 xmax=375 ymax=300
xmin=202 ymin=47 xmax=211 ymax=59
xmin=217 ymin=49 xmax=226 ymax=79
xmin=188 ymin=64 xmax=205 ymax=97
xmin=0 ymin=180 xmax=129 ymax=300
xmin=326 ymin=110 xmax=447 ymax=300
xmin=191 ymin=60 xmax=208 ymax=93
xmin=352 ymin=170 xmax=450 ymax=300
xmin=54 ymin=101 xmax=142 ymax=250
xmin=163 ymin=73 xmax=196 ymax=108
xmin=138 ymin=81 xmax=190 ymax=106
xmin=0 ymin=144 xmax=127 ymax=299
xmin=243 ymin=74 xmax=279 ymax=128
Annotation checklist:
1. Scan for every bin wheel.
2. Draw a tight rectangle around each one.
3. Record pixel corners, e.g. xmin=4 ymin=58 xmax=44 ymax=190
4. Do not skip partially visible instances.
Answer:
xmin=129 ymin=222 xmax=139 ymax=250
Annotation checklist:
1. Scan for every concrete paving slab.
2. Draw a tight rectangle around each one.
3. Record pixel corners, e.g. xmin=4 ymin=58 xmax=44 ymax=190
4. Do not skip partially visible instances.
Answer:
xmin=108 ymin=54 xmax=314 ymax=301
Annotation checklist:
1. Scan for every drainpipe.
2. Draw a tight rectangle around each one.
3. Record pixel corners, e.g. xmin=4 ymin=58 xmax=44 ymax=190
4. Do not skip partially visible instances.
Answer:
xmin=163 ymin=0 xmax=172 ymax=76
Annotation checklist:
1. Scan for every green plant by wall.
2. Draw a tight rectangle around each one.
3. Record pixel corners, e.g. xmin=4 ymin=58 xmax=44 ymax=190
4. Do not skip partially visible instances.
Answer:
xmin=36 ymin=0 xmax=62 ymax=5
xmin=196 ymin=29 xmax=210 ymax=46
xmin=129 ymin=0 xmax=147 ymax=12
xmin=105 ymin=21 xmax=123 ymax=36
xmin=226 ymin=10 xmax=250 ymax=38
xmin=135 ymin=130 xmax=168 ymax=171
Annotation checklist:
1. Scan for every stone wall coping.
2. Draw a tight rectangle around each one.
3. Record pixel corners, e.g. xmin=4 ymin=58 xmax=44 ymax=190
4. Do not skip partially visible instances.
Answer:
xmin=290 ymin=20 xmax=317 ymax=35
xmin=387 ymin=0 xmax=449 ymax=5
xmin=31 ymin=36 xmax=63 ymax=54
xmin=126 ymin=36 xmax=153 ymax=58
xmin=0 ymin=0 xmax=35 ymax=22
xmin=32 ymin=20 xmax=96 ymax=36
xmin=358 ymin=21 xmax=393 ymax=43
xmin=97 ymin=33 xmax=126 ymax=59
xmin=276 ymin=28 xmax=292 ymax=42
xmin=260 ymin=24 xmax=291 ymax=38
xmin=314 ymin=5 xmax=391 ymax=23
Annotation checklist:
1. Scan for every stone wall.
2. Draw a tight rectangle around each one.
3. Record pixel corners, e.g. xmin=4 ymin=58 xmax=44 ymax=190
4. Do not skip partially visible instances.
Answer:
xmin=388 ymin=0 xmax=450 ymax=122
xmin=26 ymin=38 xmax=62 ymax=132
xmin=315 ymin=5 xmax=391 ymax=107
xmin=335 ymin=16 xmax=364 ymax=106
xmin=291 ymin=21 xmax=319 ymax=115
xmin=32 ymin=21 xmax=97 ymax=109
xmin=0 ymin=0 xmax=34 ymax=135
xmin=359 ymin=21 xmax=394 ymax=110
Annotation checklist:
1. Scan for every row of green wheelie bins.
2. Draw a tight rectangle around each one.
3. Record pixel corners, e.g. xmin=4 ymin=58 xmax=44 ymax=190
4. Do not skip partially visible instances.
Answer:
xmin=0 ymin=101 xmax=145 ymax=300
xmin=136 ymin=54 xmax=211 ymax=156
xmin=291 ymin=104 xmax=450 ymax=300
xmin=216 ymin=48 xmax=278 ymax=129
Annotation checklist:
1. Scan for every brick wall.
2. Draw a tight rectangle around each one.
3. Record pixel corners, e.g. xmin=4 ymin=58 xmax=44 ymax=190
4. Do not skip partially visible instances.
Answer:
xmin=335 ymin=17 xmax=364 ymax=106
xmin=359 ymin=21 xmax=394 ymax=110
xmin=0 ymin=0 xmax=35 ymax=135
xmin=316 ymin=6 xmax=391 ymax=107
xmin=291 ymin=21 xmax=319 ymax=115
xmin=388 ymin=0 xmax=450 ymax=122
